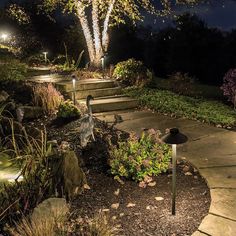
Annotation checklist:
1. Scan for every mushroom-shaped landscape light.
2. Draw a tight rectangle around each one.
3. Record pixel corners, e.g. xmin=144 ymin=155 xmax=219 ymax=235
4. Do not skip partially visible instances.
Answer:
xmin=162 ymin=128 xmax=188 ymax=215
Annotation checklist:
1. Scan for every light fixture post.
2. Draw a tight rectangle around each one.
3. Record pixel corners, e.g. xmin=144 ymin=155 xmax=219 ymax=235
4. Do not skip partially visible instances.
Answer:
xmin=161 ymin=128 xmax=188 ymax=216
xmin=172 ymin=144 xmax=177 ymax=215
xmin=43 ymin=52 xmax=48 ymax=63
xmin=72 ymin=78 xmax=76 ymax=105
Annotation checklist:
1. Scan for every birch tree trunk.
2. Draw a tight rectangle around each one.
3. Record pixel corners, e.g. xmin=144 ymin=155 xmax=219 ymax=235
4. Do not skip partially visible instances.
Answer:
xmin=76 ymin=0 xmax=116 ymax=68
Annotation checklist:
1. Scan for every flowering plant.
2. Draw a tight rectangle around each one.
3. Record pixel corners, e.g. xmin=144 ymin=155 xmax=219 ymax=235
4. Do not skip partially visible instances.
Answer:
xmin=221 ymin=69 xmax=236 ymax=108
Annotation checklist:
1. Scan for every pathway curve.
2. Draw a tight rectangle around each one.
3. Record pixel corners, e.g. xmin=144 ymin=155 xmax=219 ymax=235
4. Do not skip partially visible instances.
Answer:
xmin=95 ymin=109 xmax=236 ymax=236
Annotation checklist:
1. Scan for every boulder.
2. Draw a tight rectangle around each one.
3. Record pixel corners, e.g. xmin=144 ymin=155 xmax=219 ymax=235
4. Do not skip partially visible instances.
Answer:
xmin=18 ymin=106 xmax=43 ymax=120
xmin=62 ymin=150 xmax=87 ymax=200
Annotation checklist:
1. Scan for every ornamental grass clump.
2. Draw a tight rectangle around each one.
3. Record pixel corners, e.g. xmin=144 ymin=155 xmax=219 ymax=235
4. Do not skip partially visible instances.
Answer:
xmin=221 ymin=69 xmax=236 ymax=108
xmin=32 ymin=83 xmax=64 ymax=115
xmin=109 ymin=129 xmax=171 ymax=182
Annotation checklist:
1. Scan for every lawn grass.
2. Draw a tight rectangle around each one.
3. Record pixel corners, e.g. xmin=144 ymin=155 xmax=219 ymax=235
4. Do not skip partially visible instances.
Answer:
xmin=124 ymin=87 xmax=236 ymax=127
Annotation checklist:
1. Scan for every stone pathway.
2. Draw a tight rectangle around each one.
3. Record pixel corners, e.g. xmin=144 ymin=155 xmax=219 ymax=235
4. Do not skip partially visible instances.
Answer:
xmin=95 ymin=109 xmax=236 ymax=236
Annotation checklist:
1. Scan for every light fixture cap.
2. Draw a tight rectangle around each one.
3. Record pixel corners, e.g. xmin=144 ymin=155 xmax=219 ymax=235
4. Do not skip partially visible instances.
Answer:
xmin=161 ymin=128 xmax=188 ymax=145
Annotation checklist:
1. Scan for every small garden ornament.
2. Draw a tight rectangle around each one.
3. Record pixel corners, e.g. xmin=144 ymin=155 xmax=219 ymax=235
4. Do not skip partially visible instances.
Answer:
xmin=79 ymin=95 xmax=95 ymax=147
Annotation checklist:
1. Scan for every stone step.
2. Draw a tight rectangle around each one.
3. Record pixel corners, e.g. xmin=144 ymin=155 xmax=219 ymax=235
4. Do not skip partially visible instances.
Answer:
xmin=56 ymin=79 xmax=116 ymax=92
xmin=78 ymin=96 xmax=138 ymax=113
xmin=70 ymin=87 xmax=122 ymax=99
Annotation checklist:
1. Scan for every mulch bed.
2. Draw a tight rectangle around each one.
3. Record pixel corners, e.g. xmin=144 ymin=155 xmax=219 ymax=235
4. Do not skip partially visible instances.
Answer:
xmin=28 ymin=116 xmax=210 ymax=236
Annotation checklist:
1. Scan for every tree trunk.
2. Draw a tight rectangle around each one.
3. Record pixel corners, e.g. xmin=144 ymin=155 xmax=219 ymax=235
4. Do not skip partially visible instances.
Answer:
xmin=76 ymin=1 xmax=115 ymax=68
xmin=76 ymin=2 xmax=95 ymax=64
xmin=91 ymin=1 xmax=103 ymax=68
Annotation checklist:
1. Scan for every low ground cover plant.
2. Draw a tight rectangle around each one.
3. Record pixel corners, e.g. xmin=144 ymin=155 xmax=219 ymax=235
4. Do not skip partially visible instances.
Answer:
xmin=0 ymin=60 xmax=27 ymax=82
xmin=113 ymin=58 xmax=152 ymax=87
xmin=109 ymin=129 xmax=171 ymax=182
xmin=125 ymin=87 xmax=236 ymax=127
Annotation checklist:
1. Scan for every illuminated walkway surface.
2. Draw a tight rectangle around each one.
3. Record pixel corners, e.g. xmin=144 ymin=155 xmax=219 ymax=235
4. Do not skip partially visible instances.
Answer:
xmin=96 ymin=110 xmax=236 ymax=236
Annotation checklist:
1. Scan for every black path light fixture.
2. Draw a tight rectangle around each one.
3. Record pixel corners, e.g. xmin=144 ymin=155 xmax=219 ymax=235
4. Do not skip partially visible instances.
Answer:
xmin=101 ymin=52 xmax=108 ymax=79
xmin=162 ymin=128 xmax=188 ymax=215
xmin=71 ymin=74 xmax=79 ymax=105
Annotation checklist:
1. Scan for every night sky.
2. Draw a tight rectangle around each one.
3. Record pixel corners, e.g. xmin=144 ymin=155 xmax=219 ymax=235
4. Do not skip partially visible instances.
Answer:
xmin=0 ymin=0 xmax=236 ymax=30
xmin=146 ymin=0 xmax=236 ymax=30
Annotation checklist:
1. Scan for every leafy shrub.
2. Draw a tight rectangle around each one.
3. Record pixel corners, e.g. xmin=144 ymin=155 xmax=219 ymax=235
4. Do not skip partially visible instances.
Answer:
xmin=25 ymin=54 xmax=47 ymax=65
xmin=125 ymin=87 xmax=236 ymax=127
xmin=32 ymin=83 xmax=64 ymax=115
xmin=113 ymin=58 xmax=152 ymax=87
xmin=0 ymin=60 xmax=27 ymax=81
xmin=109 ymin=130 xmax=171 ymax=182
xmin=57 ymin=100 xmax=81 ymax=119
xmin=166 ymin=72 xmax=198 ymax=96
xmin=221 ymin=69 xmax=236 ymax=108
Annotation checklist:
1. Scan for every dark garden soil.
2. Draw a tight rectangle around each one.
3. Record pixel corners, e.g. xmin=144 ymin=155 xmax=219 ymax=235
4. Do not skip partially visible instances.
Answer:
xmin=28 ymin=116 xmax=210 ymax=236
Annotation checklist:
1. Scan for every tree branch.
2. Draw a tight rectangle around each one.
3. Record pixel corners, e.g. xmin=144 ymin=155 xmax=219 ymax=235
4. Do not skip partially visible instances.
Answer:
xmin=76 ymin=1 xmax=95 ymax=62
xmin=102 ymin=0 xmax=116 ymax=51
xmin=92 ymin=0 xmax=102 ymax=56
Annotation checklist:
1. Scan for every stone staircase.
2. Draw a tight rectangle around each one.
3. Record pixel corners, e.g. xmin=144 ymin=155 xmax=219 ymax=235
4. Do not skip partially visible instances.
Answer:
xmin=55 ymin=78 xmax=138 ymax=113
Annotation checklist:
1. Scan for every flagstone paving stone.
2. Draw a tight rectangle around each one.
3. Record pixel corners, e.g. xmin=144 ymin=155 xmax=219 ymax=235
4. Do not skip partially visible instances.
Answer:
xmin=198 ymin=214 xmax=236 ymax=236
xmin=210 ymin=189 xmax=236 ymax=221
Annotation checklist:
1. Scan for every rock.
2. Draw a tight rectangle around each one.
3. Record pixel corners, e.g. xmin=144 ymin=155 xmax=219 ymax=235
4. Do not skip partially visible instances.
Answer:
xmin=148 ymin=181 xmax=156 ymax=187
xmin=185 ymin=172 xmax=193 ymax=176
xmin=182 ymin=165 xmax=190 ymax=173
xmin=144 ymin=176 xmax=153 ymax=183
xmin=84 ymin=184 xmax=91 ymax=190
xmin=155 ymin=197 xmax=164 ymax=201
xmin=16 ymin=107 xmax=24 ymax=123
xmin=56 ymin=150 xmax=87 ymax=200
xmin=114 ymin=188 xmax=120 ymax=196
xmin=119 ymin=213 xmax=125 ymax=217
xmin=102 ymin=209 xmax=110 ymax=212
xmin=18 ymin=106 xmax=43 ymax=120
xmin=139 ymin=181 xmax=147 ymax=188
xmin=194 ymin=176 xmax=198 ymax=179
xmin=127 ymin=203 xmax=136 ymax=208
xmin=112 ymin=216 xmax=117 ymax=220
xmin=0 ymin=91 xmax=9 ymax=103
xmin=111 ymin=203 xmax=120 ymax=210
xmin=31 ymin=198 xmax=69 ymax=223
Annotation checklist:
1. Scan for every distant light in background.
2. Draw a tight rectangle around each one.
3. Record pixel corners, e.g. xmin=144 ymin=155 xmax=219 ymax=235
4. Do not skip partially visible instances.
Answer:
xmin=1 ymin=33 xmax=9 ymax=42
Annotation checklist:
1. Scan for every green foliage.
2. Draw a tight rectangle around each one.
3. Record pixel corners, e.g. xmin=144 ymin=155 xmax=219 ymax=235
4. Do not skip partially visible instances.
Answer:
xmin=113 ymin=58 xmax=152 ymax=87
xmin=0 ymin=126 xmax=56 ymax=228
xmin=25 ymin=53 xmax=47 ymax=65
xmin=0 ymin=60 xmax=27 ymax=81
xmin=166 ymin=72 xmax=198 ymax=96
xmin=109 ymin=130 xmax=171 ymax=182
xmin=125 ymin=87 xmax=236 ymax=127
xmin=57 ymin=100 xmax=81 ymax=119
xmin=54 ymin=44 xmax=84 ymax=72
xmin=31 ymin=83 xmax=64 ymax=115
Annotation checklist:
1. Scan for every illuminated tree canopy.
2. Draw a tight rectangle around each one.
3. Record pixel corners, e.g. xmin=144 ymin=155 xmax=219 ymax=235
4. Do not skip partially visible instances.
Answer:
xmin=41 ymin=0 xmax=203 ymax=67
